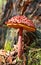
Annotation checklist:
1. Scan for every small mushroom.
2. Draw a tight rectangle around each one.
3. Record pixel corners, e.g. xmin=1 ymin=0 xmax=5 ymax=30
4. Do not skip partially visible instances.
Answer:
xmin=5 ymin=15 xmax=36 ymax=59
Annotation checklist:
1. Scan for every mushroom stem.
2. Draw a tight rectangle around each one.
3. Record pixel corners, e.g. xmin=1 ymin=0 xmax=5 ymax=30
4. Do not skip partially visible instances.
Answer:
xmin=17 ymin=28 xmax=23 ymax=59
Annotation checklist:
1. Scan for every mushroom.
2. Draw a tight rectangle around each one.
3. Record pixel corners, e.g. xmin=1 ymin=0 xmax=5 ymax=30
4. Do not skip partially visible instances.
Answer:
xmin=5 ymin=15 xmax=36 ymax=59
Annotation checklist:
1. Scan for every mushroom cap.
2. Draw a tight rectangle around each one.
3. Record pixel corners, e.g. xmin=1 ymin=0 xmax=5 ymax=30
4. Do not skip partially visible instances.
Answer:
xmin=5 ymin=15 xmax=36 ymax=32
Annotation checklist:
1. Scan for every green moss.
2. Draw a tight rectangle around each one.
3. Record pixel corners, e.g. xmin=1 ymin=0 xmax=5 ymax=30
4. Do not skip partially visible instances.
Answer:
xmin=4 ymin=41 xmax=12 ymax=51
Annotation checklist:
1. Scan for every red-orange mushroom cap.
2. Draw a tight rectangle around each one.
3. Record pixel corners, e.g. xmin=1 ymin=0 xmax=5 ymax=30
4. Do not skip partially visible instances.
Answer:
xmin=5 ymin=15 xmax=36 ymax=32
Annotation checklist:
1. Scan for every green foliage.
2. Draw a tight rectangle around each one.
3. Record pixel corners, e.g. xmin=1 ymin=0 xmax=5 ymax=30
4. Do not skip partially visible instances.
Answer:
xmin=4 ymin=41 xmax=12 ymax=51
xmin=27 ymin=48 xmax=41 ymax=65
